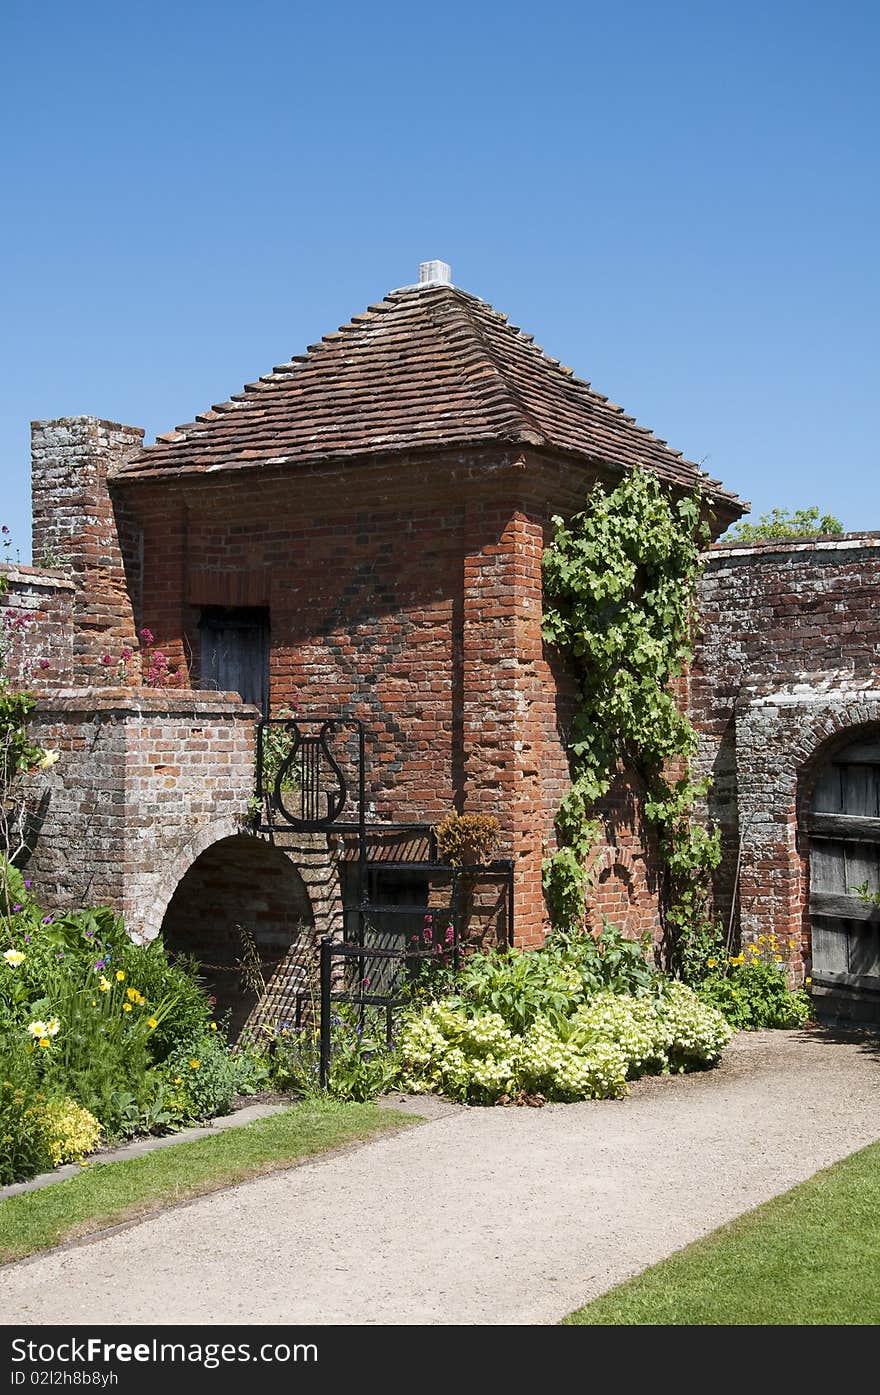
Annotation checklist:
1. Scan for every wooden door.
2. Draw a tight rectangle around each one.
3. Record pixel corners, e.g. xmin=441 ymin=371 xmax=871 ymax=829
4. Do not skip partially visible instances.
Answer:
xmin=808 ymin=736 xmax=880 ymax=994
xmin=199 ymin=607 xmax=270 ymax=715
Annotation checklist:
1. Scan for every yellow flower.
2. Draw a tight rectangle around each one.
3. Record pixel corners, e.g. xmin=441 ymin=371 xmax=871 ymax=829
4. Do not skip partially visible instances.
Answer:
xmin=38 ymin=1037 xmax=51 ymax=1048
xmin=805 ymin=976 xmax=812 ymax=985
xmin=707 ymin=957 xmax=717 ymax=968
xmin=115 ymin=970 xmax=125 ymax=982
xmin=98 ymin=976 xmax=110 ymax=992
xmin=91 ymin=1000 xmax=97 ymax=1007
xmin=37 ymin=748 xmax=60 ymax=769
xmin=210 ymin=1022 xmax=217 ymax=1031
xmin=758 ymin=936 xmax=766 ymax=945
xmin=174 ymin=1076 xmax=182 ymax=1084
xmin=122 ymin=1002 xmax=132 ymax=1012
xmin=146 ymin=1017 xmax=158 ymax=1030
xmin=79 ymin=1161 xmax=90 ymax=1168
xmin=3 ymin=949 xmax=25 ymax=967
xmin=189 ymin=1059 xmax=200 ymax=1070
xmin=774 ymin=956 xmax=783 ymax=963
xmin=126 ymin=987 xmax=138 ymax=1002
xmin=788 ymin=940 xmax=796 ymax=949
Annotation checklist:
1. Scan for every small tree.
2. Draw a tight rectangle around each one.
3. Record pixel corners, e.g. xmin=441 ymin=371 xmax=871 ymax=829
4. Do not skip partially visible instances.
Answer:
xmin=723 ymin=506 xmax=844 ymax=543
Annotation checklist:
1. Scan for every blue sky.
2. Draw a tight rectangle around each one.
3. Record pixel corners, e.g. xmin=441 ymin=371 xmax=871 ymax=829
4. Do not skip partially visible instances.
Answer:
xmin=2 ymin=0 xmax=877 ymax=557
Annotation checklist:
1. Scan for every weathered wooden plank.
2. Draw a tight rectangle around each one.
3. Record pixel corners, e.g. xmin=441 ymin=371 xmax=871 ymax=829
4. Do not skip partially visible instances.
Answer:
xmin=845 ymin=840 xmax=880 ymax=891
xmin=832 ymin=739 xmax=880 ymax=765
xmin=810 ymin=967 xmax=880 ymax=992
xmin=811 ymin=839 xmax=848 ymax=893
xmin=810 ymin=893 xmax=880 ymax=922
xmin=849 ymin=925 xmax=880 ymax=978
xmin=812 ymin=762 xmax=843 ymax=813
xmin=807 ymin=812 xmax=880 ymax=840
xmin=842 ymin=763 xmax=880 ymax=817
xmin=811 ymin=921 xmax=850 ymax=976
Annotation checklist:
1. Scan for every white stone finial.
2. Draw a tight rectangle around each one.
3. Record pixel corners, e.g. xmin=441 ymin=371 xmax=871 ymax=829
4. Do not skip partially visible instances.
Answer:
xmin=419 ymin=260 xmax=452 ymax=286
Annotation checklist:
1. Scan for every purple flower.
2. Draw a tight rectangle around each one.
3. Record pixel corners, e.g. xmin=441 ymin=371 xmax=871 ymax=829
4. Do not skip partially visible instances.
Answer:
xmin=24 ymin=935 xmax=30 ymax=944
xmin=56 ymin=951 xmax=64 ymax=959
xmin=94 ymin=959 xmax=105 ymax=971
xmin=12 ymin=904 xmax=21 ymax=913
xmin=85 ymin=929 xmax=94 ymax=938
xmin=42 ymin=915 xmax=53 ymax=924
xmin=24 ymin=880 xmax=31 ymax=890
xmin=1 ymin=526 xmax=8 ymax=535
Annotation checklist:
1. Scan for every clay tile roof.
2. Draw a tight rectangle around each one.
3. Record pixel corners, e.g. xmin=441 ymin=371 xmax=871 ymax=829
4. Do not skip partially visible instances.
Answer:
xmin=117 ymin=281 xmax=743 ymax=512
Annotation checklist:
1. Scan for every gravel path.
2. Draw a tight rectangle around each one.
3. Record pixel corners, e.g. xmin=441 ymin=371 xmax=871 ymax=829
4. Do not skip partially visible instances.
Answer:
xmin=2 ymin=1029 xmax=879 ymax=1325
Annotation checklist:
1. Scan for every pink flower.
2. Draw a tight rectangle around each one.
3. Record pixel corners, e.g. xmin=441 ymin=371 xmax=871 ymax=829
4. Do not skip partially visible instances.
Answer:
xmin=100 ymin=653 xmax=113 ymax=667
xmin=139 ymin=628 xmax=154 ymax=646
xmin=120 ymin=646 xmax=133 ymax=662
xmin=38 ymin=659 xmax=50 ymax=670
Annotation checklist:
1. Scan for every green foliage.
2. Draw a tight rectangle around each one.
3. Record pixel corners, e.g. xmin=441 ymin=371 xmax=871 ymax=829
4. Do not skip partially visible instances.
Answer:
xmin=266 ymin=1007 xmax=399 ymax=1102
xmin=852 ymin=880 xmax=880 ymax=908
xmin=41 ymin=1097 xmax=103 ymax=1166
xmin=723 ymin=506 xmax=844 ymax=543
xmin=158 ymin=1033 xmax=243 ymax=1123
xmin=0 ymin=1034 xmax=54 ymax=1184
xmin=541 ymin=467 xmax=719 ymax=953
xmin=399 ymin=977 xmax=732 ymax=1105
xmin=447 ymin=924 xmax=657 ymax=1035
xmin=697 ymin=962 xmax=811 ymax=1030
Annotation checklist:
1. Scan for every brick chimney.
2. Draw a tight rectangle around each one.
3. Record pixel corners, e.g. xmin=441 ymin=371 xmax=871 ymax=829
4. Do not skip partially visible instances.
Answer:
xmin=31 ymin=417 xmax=144 ymax=684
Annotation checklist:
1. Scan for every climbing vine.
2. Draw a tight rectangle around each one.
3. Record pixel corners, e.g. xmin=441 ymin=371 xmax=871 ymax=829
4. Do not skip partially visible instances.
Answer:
xmin=541 ymin=468 xmax=721 ymax=967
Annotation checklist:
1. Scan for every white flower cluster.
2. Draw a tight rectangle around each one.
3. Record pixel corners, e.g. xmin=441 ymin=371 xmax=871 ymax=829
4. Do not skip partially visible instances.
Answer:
xmin=398 ymin=982 xmax=733 ymax=1104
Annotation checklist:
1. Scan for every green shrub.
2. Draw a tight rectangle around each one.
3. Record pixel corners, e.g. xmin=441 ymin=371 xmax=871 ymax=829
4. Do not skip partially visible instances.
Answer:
xmin=42 ymin=1096 xmax=102 ymax=1166
xmin=697 ymin=962 xmax=811 ymax=1030
xmin=158 ymin=1034 xmax=243 ymax=1122
xmin=267 ymin=1007 xmax=398 ymax=1102
xmin=398 ymin=981 xmax=732 ymax=1105
xmin=444 ymin=924 xmax=657 ymax=1034
xmin=0 ymin=1035 xmax=54 ymax=1183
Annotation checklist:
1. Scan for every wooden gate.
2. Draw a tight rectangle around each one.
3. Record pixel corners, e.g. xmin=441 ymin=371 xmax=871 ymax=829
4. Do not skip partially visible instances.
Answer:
xmin=808 ymin=734 xmax=880 ymax=1013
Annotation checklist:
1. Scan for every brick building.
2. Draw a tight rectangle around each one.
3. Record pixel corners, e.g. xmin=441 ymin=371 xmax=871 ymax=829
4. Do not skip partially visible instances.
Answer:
xmin=7 ymin=262 xmax=880 ymax=1025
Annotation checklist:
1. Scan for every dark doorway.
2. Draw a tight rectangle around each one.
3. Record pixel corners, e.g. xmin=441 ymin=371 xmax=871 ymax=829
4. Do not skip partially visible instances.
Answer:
xmin=199 ymin=606 xmax=270 ymax=714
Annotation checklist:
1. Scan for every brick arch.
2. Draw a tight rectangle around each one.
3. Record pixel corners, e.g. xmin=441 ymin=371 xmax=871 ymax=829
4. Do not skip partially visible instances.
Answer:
xmin=134 ymin=816 xmax=251 ymax=945
xmin=158 ymin=831 xmax=316 ymax=1039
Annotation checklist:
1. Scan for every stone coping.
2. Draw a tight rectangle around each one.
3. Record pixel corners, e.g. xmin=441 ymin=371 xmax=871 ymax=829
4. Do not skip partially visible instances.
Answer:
xmin=706 ymin=531 xmax=880 ymax=559
xmin=30 ymin=687 xmax=259 ymax=717
xmin=0 ymin=564 xmax=75 ymax=590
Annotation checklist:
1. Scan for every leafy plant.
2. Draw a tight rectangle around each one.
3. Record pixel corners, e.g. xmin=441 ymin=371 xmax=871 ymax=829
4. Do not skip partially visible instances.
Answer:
xmin=852 ymin=880 xmax=880 ymax=909
xmin=158 ymin=1033 xmax=243 ymax=1123
xmin=0 ymin=1035 xmax=54 ymax=1183
xmin=697 ymin=962 xmax=811 ymax=1030
xmin=541 ymin=467 xmax=722 ymax=962
xmin=723 ymin=506 xmax=844 ymax=543
xmin=266 ymin=1006 xmax=399 ymax=1102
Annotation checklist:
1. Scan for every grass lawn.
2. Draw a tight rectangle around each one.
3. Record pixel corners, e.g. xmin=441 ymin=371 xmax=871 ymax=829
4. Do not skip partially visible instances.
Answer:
xmin=564 ymin=1139 xmax=880 ymax=1325
xmin=0 ymin=1100 xmax=413 ymax=1266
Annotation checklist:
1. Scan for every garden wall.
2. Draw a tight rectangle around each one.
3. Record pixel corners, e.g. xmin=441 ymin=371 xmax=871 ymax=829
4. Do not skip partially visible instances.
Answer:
xmin=23 ymin=689 xmax=260 ymax=942
xmin=691 ymin=532 xmax=880 ymax=988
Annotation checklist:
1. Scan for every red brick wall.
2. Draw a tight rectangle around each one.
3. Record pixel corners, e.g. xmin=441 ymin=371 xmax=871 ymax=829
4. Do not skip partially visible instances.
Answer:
xmin=113 ymin=448 xmax=674 ymax=947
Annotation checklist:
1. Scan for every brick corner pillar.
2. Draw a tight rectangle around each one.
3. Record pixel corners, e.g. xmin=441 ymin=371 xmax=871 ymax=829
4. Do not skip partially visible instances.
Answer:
xmin=462 ymin=488 xmax=547 ymax=948
xmin=31 ymin=417 xmax=144 ymax=683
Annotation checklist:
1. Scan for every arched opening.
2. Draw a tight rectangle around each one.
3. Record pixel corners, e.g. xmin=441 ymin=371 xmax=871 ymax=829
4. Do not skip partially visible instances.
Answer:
xmin=160 ymin=834 xmax=315 ymax=1039
xmin=805 ymin=726 xmax=880 ymax=1020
